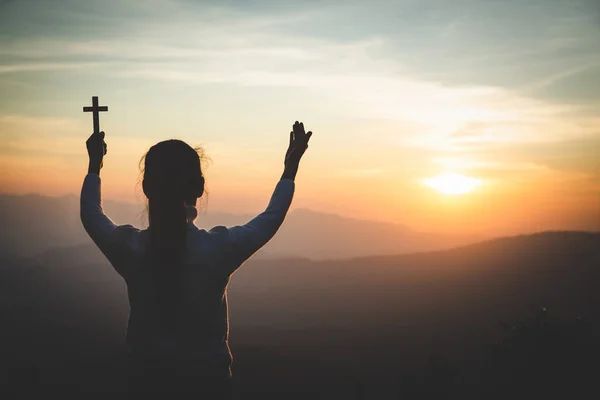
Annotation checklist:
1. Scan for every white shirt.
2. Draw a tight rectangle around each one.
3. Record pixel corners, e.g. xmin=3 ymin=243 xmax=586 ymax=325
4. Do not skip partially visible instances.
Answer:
xmin=80 ymin=173 xmax=294 ymax=371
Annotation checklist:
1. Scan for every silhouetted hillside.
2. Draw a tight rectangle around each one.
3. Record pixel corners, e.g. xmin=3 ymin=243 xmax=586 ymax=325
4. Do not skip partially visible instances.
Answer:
xmin=0 ymin=231 xmax=598 ymax=397
xmin=0 ymin=193 xmax=480 ymax=259
xmin=266 ymin=208 xmax=482 ymax=259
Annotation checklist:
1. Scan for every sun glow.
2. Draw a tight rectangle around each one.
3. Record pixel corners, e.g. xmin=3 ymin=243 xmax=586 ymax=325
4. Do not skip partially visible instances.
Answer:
xmin=423 ymin=173 xmax=481 ymax=195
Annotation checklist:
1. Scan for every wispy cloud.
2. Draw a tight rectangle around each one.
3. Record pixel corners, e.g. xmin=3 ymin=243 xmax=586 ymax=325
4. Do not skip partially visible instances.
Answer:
xmin=0 ymin=62 xmax=105 ymax=74
xmin=0 ymin=0 xmax=598 ymax=224
xmin=0 ymin=114 xmax=152 ymax=157
xmin=338 ymin=168 xmax=385 ymax=178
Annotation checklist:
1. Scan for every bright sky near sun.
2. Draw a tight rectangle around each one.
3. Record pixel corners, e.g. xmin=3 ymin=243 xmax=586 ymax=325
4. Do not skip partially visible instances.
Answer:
xmin=0 ymin=0 xmax=598 ymax=235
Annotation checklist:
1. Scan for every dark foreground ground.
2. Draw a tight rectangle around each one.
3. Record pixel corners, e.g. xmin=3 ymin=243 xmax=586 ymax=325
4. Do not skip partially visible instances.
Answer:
xmin=1 ymin=232 xmax=599 ymax=398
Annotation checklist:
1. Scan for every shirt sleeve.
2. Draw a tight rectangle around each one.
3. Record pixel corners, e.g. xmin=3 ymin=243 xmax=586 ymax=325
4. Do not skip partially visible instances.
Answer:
xmin=80 ymin=173 xmax=139 ymax=277
xmin=222 ymin=178 xmax=295 ymax=272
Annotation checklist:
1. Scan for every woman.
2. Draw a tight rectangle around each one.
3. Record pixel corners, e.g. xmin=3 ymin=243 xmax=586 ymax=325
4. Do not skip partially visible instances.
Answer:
xmin=80 ymin=122 xmax=312 ymax=396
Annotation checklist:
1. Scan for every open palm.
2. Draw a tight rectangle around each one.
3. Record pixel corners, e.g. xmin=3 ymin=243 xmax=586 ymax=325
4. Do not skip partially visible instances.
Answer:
xmin=285 ymin=121 xmax=312 ymax=167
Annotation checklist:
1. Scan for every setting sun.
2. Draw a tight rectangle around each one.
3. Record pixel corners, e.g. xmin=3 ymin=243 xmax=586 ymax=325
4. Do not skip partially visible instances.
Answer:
xmin=423 ymin=173 xmax=481 ymax=195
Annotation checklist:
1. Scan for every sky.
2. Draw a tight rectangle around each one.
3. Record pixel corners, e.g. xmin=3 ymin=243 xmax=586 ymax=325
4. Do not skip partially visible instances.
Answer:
xmin=0 ymin=0 xmax=598 ymax=235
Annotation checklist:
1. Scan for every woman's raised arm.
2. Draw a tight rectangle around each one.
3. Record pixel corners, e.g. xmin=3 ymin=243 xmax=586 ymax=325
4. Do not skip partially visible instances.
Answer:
xmin=224 ymin=121 xmax=313 ymax=269
xmin=81 ymin=131 xmax=137 ymax=277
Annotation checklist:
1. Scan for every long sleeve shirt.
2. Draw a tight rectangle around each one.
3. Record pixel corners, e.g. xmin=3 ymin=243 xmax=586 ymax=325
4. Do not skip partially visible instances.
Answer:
xmin=80 ymin=173 xmax=294 ymax=372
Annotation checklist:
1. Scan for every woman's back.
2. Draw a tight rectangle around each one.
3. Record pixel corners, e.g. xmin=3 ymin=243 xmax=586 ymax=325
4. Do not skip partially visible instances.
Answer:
xmin=125 ymin=226 xmax=232 ymax=369
xmin=81 ymin=174 xmax=295 ymax=371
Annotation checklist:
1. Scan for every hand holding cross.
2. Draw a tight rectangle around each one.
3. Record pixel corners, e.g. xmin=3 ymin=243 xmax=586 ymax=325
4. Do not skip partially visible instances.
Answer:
xmin=83 ymin=96 xmax=108 ymax=175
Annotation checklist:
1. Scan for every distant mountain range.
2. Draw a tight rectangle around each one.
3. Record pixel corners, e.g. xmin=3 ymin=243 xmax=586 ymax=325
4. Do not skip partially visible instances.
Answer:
xmin=230 ymin=231 xmax=600 ymax=331
xmin=0 ymin=193 xmax=482 ymax=260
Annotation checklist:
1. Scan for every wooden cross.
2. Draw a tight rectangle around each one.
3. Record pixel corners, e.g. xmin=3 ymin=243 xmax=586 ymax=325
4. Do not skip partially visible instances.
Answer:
xmin=83 ymin=96 xmax=108 ymax=134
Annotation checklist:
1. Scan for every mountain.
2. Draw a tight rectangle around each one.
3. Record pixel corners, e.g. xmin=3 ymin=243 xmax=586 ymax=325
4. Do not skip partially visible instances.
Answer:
xmin=229 ymin=231 xmax=600 ymax=330
xmin=265 ymin=208 xmax=481 ymax=259
xmin=0 ymin=231 xmax=598 ymax=396
xmin=0 ymin=193 xmax=480 ymax=260
xmin=0 ymin=194 xmax=84 ymax=255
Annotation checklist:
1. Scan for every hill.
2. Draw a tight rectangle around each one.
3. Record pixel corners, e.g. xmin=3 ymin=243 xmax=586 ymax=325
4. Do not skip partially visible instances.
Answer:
xmin=0 ymin=193 xmax=480 ymax=260
xmin=0 ymin=231 xmax=598 ymax=397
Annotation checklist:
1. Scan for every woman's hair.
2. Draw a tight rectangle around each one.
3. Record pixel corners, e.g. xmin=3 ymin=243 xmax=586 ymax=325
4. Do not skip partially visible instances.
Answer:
xmin=139 ymin=139 xmax=205 ymax=327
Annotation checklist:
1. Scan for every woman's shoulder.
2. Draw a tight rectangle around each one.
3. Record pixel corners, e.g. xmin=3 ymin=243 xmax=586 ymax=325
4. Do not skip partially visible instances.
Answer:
xmin=208 ymin=225 xmax=229 ymax=235
xmin=115 ymin=224 xmax=144 ymax=249
xmin=186 ymin=225 xmax=231 ymax=245
xmin=184 ymin=226 xmax=234 ymax=262
xmin=114 ymin=224 xmax=141 ymax=238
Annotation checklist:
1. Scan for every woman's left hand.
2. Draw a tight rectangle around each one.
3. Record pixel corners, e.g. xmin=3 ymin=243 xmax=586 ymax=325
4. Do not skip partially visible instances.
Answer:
xmin=282 ymin=121 xmax=312 ymax=181
xmin=284 ymin=121 xmax=312 ymax=168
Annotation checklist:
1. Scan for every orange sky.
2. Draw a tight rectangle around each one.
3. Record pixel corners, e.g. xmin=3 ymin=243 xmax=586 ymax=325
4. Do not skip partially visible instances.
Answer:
xmin=0 ymin=0 xmax=599 ymax=236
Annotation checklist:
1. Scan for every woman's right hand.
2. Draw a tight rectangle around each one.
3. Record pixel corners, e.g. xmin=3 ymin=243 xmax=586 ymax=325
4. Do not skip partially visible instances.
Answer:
xmin=284 ymin=121 xmax=312 ymax=168
xmin=86 ymin=131 xmax=107 ymax=175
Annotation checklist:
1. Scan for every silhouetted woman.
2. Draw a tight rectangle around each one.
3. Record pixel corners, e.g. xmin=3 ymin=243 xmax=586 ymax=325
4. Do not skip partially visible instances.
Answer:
xmin=80 ymin=122 xmax=312 ymax=397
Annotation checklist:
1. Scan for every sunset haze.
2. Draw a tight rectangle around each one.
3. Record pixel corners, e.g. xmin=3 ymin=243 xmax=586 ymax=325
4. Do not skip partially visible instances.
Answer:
xmin=1 ymin=0 xmax=598 ymax=236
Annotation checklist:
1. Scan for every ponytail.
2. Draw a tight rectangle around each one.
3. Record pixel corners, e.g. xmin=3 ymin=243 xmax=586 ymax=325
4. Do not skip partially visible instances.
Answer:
xmin=141 ymin=139 xmax=205 ymax=331
xmin=147 ymin=195 xmax=187 ymax=329
xmin=148 ymin=195 xmax=188 ymax=264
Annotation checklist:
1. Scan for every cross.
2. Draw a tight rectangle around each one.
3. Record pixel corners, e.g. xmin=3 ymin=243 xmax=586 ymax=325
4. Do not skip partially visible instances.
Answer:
xmin=83 ymin=96 xmax=108 ymax=134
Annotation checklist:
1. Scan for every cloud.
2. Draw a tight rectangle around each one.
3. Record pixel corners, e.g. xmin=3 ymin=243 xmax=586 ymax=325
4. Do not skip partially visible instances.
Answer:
xmin=432 ymin=157 xmax=548 ymax=174
xmin=337 ymin=0 xmax=600 ymax=107
xmin=529 ymin=64 xmax=600 ymax=104
xmin=0 ymin=114 xmax=153 ymax=157
xmin=435 ymin=136 xmax=600 ymax=183
xmin=0 ymin=62 xmax=104 ymax=74
xmin=0 ymin=0 xmax=598 ymax=197
xmin=338 ymin=168 xmax=385 ymax=178
xmin=1 ymin=0 xmax=598 ymax=106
